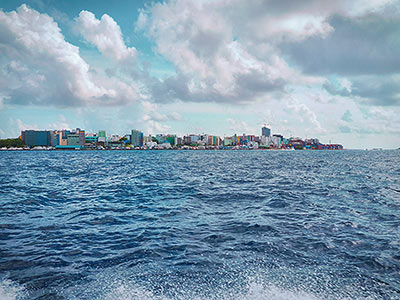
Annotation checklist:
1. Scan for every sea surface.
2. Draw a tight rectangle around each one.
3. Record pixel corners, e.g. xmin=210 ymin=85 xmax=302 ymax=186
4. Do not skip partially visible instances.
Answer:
xmin=0 ymin=150 xmax=399 ymax=300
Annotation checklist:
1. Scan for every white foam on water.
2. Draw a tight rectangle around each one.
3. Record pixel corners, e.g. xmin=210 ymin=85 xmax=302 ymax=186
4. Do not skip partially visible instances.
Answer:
xmin=97 ymin=281 xmax=323 ymax=300
xmin=0 ymin=279 xmax=24 ymax=300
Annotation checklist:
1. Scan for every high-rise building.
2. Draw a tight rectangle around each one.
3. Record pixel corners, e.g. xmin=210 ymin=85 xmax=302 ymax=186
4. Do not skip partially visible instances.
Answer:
xmin=131 ymin=129 xmax=143 ymax=147
xmin=261 ymin=124 xmax=271 ymax=137
xmin=21 ymin=130 xmax=54 ymax=147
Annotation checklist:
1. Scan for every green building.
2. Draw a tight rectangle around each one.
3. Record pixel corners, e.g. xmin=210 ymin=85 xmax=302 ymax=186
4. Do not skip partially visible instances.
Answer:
xmin=166 ymin=135 xmax=176 ymax=146
xmin=98 ymin=130 xmax=106 ymax=143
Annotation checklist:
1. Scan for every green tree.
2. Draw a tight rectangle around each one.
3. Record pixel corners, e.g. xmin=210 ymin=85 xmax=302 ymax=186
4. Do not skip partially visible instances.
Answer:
xmin=0 ymin=138 xmax=25 ymax=148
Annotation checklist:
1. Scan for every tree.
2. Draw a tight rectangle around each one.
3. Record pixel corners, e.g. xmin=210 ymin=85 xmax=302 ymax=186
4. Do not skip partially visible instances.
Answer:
xmin=0 ymin=138 xmax=25 ymax=148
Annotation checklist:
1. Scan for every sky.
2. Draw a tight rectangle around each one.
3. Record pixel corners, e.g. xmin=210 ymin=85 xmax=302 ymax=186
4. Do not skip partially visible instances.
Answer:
xmin=0 ymin=0 xmax=400 ymax=149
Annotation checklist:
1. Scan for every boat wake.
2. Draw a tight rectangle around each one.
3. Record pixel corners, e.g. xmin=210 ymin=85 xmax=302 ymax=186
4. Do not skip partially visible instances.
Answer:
xmin=0 ymin=279 xmax=25 ymax=300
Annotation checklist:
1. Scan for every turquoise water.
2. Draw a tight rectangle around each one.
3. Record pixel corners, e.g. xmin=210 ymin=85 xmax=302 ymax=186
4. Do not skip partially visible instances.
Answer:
xmin=0 ymin=150 xmax=399 ymax=299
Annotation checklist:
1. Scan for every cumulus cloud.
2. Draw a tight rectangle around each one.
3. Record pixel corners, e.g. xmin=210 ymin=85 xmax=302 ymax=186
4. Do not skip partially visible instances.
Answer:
xmin=227 ymin=118 xmax=256 ymax=135
xmin=136 ymin=0 xmax=399 ymax=108
xmin=137 ymin=0 xmax=330 ymax=104
xmin=47 ymin=114 xmax=70 ymax=130
xmin=286 ymin=98 xmax=326 ymax=134
xmin=76 ymin=11 xmax=137 ymax=62
xmin=0 ymin=5 xmax=139 ymax=107
xmin=140 ymin=101 xmax=182 ymax=134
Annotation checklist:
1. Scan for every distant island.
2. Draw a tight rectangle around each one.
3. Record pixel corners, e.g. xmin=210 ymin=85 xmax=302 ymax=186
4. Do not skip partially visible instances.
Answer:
xmin=0 ymin=124 xmax=343 ymax=151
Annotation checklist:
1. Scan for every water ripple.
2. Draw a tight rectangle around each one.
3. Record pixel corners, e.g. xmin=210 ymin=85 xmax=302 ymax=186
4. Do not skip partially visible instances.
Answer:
xmin=0 ymin=150 xmax=399 ymax=299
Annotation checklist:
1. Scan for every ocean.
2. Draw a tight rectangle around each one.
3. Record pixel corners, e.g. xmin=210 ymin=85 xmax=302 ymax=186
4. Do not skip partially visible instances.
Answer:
xmin=0 ymin=150 xmax=399 ymax=300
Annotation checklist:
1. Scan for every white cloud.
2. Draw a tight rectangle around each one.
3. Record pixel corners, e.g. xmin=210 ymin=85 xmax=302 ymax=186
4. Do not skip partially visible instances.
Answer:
xmin=0 ymin=5 xmax=139 ymax=107
xmin=76 ymin=11 xmax=137 ymax=62
xmin=138 ymin=0 xmax=317 ymax=104
xmin=286 ymin=98 xmax=327 ymax=134
xmin=137 ymin=0 xmax=399 ymax=111
xmin=227 ymin=118 xmax=256 ymax=135
xmin=47 ymin=114 xmax=70 ymax=130
xmin=15 ymin=118 xmax=38 ymax=132
xmin=140 ymin=101 xmax=181 ymax=134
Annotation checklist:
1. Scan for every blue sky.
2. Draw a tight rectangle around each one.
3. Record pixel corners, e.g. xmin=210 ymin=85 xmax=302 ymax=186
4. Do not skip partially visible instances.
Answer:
xmin=1 ymin=0 xmax=400 ymax=149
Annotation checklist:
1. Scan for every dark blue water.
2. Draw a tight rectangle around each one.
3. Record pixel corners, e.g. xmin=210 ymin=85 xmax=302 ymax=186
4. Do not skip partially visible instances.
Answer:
xmin=0 ymin=150 xmax=399 ymax=300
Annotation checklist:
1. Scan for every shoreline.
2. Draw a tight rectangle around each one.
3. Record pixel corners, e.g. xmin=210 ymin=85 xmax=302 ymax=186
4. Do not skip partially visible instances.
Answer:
xmin=0 ymin=147 xmax=345 ymax=151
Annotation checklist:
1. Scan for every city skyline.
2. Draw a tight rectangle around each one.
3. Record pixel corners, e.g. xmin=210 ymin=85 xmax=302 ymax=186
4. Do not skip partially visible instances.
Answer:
xmin=1 ymin=1 xmax=400 ymax=149
xmin=17 ymin=124 xmax=344 ymax=150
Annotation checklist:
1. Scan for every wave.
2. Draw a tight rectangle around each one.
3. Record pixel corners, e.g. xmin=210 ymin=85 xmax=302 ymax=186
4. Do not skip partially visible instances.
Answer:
xmin=93 ymin=282 xmax=322 ymax=300
xmin=0 ymin=279 xmax=25 ymax=300
xmin=0 ymin=274 xmax=384 ymax=300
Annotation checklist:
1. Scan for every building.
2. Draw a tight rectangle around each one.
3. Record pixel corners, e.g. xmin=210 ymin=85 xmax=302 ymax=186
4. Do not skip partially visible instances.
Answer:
xmin=78 ymin=129 xmax=85 ymax=146
xmin=67 ymin=133 xmax=80 ymax=146
xmin=131 ymin=129 xmax=144 ymax=147
xmin=261 ymin=124 xmax=271 ymax=137
xmin=166 ymin=135 xmax=176 ymax=146
xmin=260 ymin=135 xmax=270 ymax=146
xmin=21 ymin=130 xmax=54 ymax=147
xmin=110 ymin=134 xmax=121 ymax=143
xmin=54 ymin=130 xmax=69 ymax=146
xmin=271 ymin=134 xmax=283 ymax=147
xmin=85 ymin=134 xmax=98 ymax=145
xmin=189 ymin=134 xmax=199 ymax=143
xmin=65 ymin=129 xmax=85 ymax=147
xmin=223 ymin=137 xmax=233 ymax=146
xmin=98 ymin=130 xmax=106 ymax=143
xmin=175 ymin=136 xmax=183 ymax=145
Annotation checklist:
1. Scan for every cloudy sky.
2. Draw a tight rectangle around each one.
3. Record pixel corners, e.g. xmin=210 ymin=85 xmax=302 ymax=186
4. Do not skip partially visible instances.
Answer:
xmin=1 ymin=0 xmax=399 ymax=149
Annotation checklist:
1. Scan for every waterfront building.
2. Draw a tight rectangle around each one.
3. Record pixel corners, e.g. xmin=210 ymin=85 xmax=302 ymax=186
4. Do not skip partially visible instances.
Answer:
xmin=189 ymin=134 xmax=199 ymax=143
xmin=21 ymin=130 xmax=54 ymax=147
xmin=305 ymin=138 xmax=319 ymax=145
xmin=175 ymin=136 xmax=183 ymax=146
xmin=183 ymin=135 xmax=191 ymax=145
xmin=207 ymin=135 xmax=213 ymax=146
xmin=132 ymin=129 xmax=144 ymax=147
xmin=272 ymin=134 xmax=283 ymax=147
xmin=223 ymin=137 xmax=232 ymax=146
xmin=77 ymin=129 xmax=85 ymax=146
xmin=289 ymin=137 xmax=304 ymax=149
xmin=53 ymin=130 xmax=69 ymax=146
xmin=110 ymin=134 xmax=121 ymax=143
xmin=155 ymin=134 xmax=166 ymax=144
xmin=261 ymin=124 xmax=271 ymax=137
xmin=65 ymin=129 xmax=85 ymax=147
xmin=260 ymin=135 xmax=270 ymax=146
xmin=98 ymin=130 xmax=106 ymax=143
xmin=166 ymin=135 xmax=176 ymax=146
xmin=67 ymin=133 xmax=80 ymax=146
xmin=85 ymin=135 xmax=98 ymax=144
xmin=143 ymin=135 xmax=152 ymax=144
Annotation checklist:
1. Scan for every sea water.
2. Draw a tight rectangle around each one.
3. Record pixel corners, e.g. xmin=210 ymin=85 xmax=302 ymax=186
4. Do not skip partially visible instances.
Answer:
xmin=0 ymin=150 xmax=399 ymax=300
